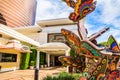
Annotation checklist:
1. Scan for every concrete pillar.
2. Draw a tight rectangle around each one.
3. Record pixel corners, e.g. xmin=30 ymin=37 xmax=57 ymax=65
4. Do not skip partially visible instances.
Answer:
xmin=36 ymin=51 xmax=40 ymax=69
xmin=34 ymin=50 xmax=40 ymax=80
xmin=65 ymin=49 xmax=70 ymax=56
xmin=65 ymin=49 xmax=70 ymax=72
xmin=47 ymin=54 xmax=50 ymax=67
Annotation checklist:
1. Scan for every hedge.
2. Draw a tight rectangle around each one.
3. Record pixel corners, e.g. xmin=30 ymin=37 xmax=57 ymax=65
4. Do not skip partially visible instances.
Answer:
xmin=40 ymin=52 xmax=46 ymax=65
xmin=43 ymin=72 xmax=80 ymax=80
xmin=20 ymin=52 xmax=30 ymax=69
xmin=29 ymin=49 xmax=37 ymax=66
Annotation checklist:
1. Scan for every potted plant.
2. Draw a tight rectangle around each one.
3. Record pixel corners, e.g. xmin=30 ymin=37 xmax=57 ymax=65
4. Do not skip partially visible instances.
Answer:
xmin=44 ymin=62 xmax=47 ymax=68
xmin=40 ymin=62 xmax=44 ymax=68
xmin=30 ymin=61 xmax=35 ymax=69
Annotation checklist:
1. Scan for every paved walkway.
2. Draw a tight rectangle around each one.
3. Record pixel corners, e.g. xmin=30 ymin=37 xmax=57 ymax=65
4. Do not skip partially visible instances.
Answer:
xmin=0 ymin=67 xmax=67 ymax=80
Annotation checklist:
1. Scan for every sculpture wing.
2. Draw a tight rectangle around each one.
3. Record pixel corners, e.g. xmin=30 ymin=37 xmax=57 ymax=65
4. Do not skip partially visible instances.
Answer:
xmin=79 ymin=41 xmax=108 ymax=80
xmin=61 ymin=28 xmax=81 ymax=54
xmin=69 ymin=0 xmax=97 ymax=21
xmin=62 ymin=0 xmax=76 ymax=8
xmin=79 ymin=56 xmax=108 ymax=80
xmin=81 ymin=40 xmax=104 ymax=58
xmin=58 ymin=56 xmax=73 ymax=66
xmin=61 ymin=29 xmax=86 ymax=71
xmin=107 ymin=35 xmax=120 ymax=72
xmin=108 ymin=35 xmax=120 ymax=53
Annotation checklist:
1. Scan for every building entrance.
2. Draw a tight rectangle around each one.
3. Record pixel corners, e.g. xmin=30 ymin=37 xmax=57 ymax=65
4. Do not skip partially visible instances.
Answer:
xmin=54 ymin=56 xmax=62 ymax=66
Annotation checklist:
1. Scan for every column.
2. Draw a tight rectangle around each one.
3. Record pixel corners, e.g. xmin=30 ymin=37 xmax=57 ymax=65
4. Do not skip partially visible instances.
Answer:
xmin=65 ymin=49 xmax=70 ymax=72
xmin=34 ymin=50 xmax=40 ymax=80
xmin=65 ymin=49 xmax=70 ymax=56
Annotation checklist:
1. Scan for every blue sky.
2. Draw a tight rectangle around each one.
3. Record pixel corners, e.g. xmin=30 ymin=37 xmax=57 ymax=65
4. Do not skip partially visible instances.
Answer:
xmin=36 ymin=0 xmax=120 ymax=43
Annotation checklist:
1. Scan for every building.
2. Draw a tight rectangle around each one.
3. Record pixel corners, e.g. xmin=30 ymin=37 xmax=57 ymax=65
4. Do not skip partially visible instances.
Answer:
xmin=0 ymin=0 xmax=38 ymax=72
xmin=36 ymin=18 xmax=79 ymax=68
xmin=15 ymin=18 xmax=78 ymax=67
xmin=0 ymin=24 xmax=41 ymax=72
xmin=0 ymin=0 xmax=77 ymax=70
xmin=0 ymin=0 xmax=37 ymax=27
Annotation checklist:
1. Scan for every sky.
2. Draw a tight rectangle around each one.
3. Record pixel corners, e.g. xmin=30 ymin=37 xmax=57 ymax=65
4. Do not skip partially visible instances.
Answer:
xmin=36 ymin=0 xmax=120 ymax=43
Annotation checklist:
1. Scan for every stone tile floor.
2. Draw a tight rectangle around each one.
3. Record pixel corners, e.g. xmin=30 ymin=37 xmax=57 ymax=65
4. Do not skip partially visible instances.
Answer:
xmin=0 ymin=67 xmax=67 ymax=80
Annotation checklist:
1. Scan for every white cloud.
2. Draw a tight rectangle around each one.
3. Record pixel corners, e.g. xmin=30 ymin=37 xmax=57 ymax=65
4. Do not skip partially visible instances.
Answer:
xmin=36 ymin=0 xmax=54 ymax=20
xmin=36 ymin=0 xmax=72 ymax=20
xmin=97 ymin=0 xmax=120 ymax=27
xmin=85 ymin=0 xmax=120 ymax=42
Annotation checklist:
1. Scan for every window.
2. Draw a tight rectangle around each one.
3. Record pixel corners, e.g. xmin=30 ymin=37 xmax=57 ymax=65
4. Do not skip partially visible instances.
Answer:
xmin=0 ymin=13 xmax=7 ymax=25
xmin=48 ymin=33 xmax=65 ymax=43
xmin=0 ymin=53 xmax=17 ymax=62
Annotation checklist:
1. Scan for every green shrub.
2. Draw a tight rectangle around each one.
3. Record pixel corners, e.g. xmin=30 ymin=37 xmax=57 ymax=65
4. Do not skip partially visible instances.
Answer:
xmin=20 ymin=52 xmax=30 ymax=69
xmin=29 ymin=49 xmax=37 ymax=66
xmin=43 ymin=72 xmax=80 ymax=80
xmin=43 ymin=76 xmax=52 ymax=80
xmin=58 ymin=72 xmax=75 ymax=80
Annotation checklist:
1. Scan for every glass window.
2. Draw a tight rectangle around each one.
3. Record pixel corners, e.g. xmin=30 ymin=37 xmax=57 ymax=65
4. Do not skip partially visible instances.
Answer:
xmin=48 ymin=33 xmax=65 ymax=43
xmin=0 ymin=53 xmax=17 ymax=62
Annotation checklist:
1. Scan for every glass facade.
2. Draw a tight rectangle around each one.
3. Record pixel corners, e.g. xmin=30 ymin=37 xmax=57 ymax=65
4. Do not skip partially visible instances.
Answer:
xmin=0 ymin=0 xmax=37 ymax=27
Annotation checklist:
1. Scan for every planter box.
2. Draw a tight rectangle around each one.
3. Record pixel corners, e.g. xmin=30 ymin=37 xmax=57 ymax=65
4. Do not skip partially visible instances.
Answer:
xmin=40 ymin=65 xmax=44 ymax=68
xmin=30 ymin=66 xmax=34 ymax=69
xmin=44 ymin=65 xmax=47 ymax=68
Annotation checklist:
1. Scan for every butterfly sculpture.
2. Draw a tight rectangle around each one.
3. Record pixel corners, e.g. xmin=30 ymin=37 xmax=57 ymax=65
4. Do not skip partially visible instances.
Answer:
xmin=62 ymin=0 xmax=96 ymax=22
xmin=59 ymin=0 xmax=120 ymax=80
xmin=59 ymin=29 xmax=120 ymax=80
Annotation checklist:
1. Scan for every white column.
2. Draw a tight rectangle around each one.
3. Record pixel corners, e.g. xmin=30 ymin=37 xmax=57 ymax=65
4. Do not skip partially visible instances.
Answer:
xmin=65 ymin=49 xmax=70 ymax=56
xmin=47 ymin=54 xmax=50 ymax=67
xmin=36 ymin=51 xmax=40 ymax=69
xmin=34 ymin=50 xmax=40 ymax=80
xmin=65 ymin=49 xmax=70 ymax=72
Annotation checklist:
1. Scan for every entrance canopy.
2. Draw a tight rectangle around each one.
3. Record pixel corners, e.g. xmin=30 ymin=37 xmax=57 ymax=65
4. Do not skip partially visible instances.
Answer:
xmin=38 ymin=42 xmax=70 ymax=55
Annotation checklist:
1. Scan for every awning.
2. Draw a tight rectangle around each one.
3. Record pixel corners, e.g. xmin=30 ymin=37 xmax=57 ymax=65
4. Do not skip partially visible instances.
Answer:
xmin=38 ymin=42 xmax=70 ymax=55
xmin=37 ymin=18 xmax=77 ymax=27
xmin=0 ymin=40 xmax=31 ymax=53
xmin=0 ymin=24 xmax=40 ymax=47
xmin=0 ymin=47 xmax=31 ymax=53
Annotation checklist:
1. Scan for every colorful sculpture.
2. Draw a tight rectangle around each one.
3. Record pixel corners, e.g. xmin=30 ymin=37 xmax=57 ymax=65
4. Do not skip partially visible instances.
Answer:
xmin=62 ymin=0 xmax=96 ymax=22
xmin=59 ymin=0 xmax=120 ymax=80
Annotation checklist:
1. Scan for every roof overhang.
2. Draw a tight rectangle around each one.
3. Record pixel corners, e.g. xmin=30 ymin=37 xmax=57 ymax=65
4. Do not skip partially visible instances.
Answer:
xmin=37 ymin=18 xmax=77 ymax=27
xmin=0 ymin=24 xmax=40 ymax=47
xmin=38 ymin=42 xmax=70 ymax=55
xmin=13 ymin=25 xmax=42 ymax=34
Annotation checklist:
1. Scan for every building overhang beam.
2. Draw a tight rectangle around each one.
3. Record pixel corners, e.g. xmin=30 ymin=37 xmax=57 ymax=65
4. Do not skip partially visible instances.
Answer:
xmin=0 ymin=24 xmax=40 ymax=47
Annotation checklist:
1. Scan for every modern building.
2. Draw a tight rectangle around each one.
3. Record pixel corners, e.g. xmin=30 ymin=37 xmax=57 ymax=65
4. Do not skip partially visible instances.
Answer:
xmin=15 ymin=18 xmax=78 ymax=67
xmin=0 ymin=0 xmax=77 ymax=70
xmin=0 ymin=0 xmax=38 ymax=72
xmin=0 ymin=0 xmax=37 ymax=27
